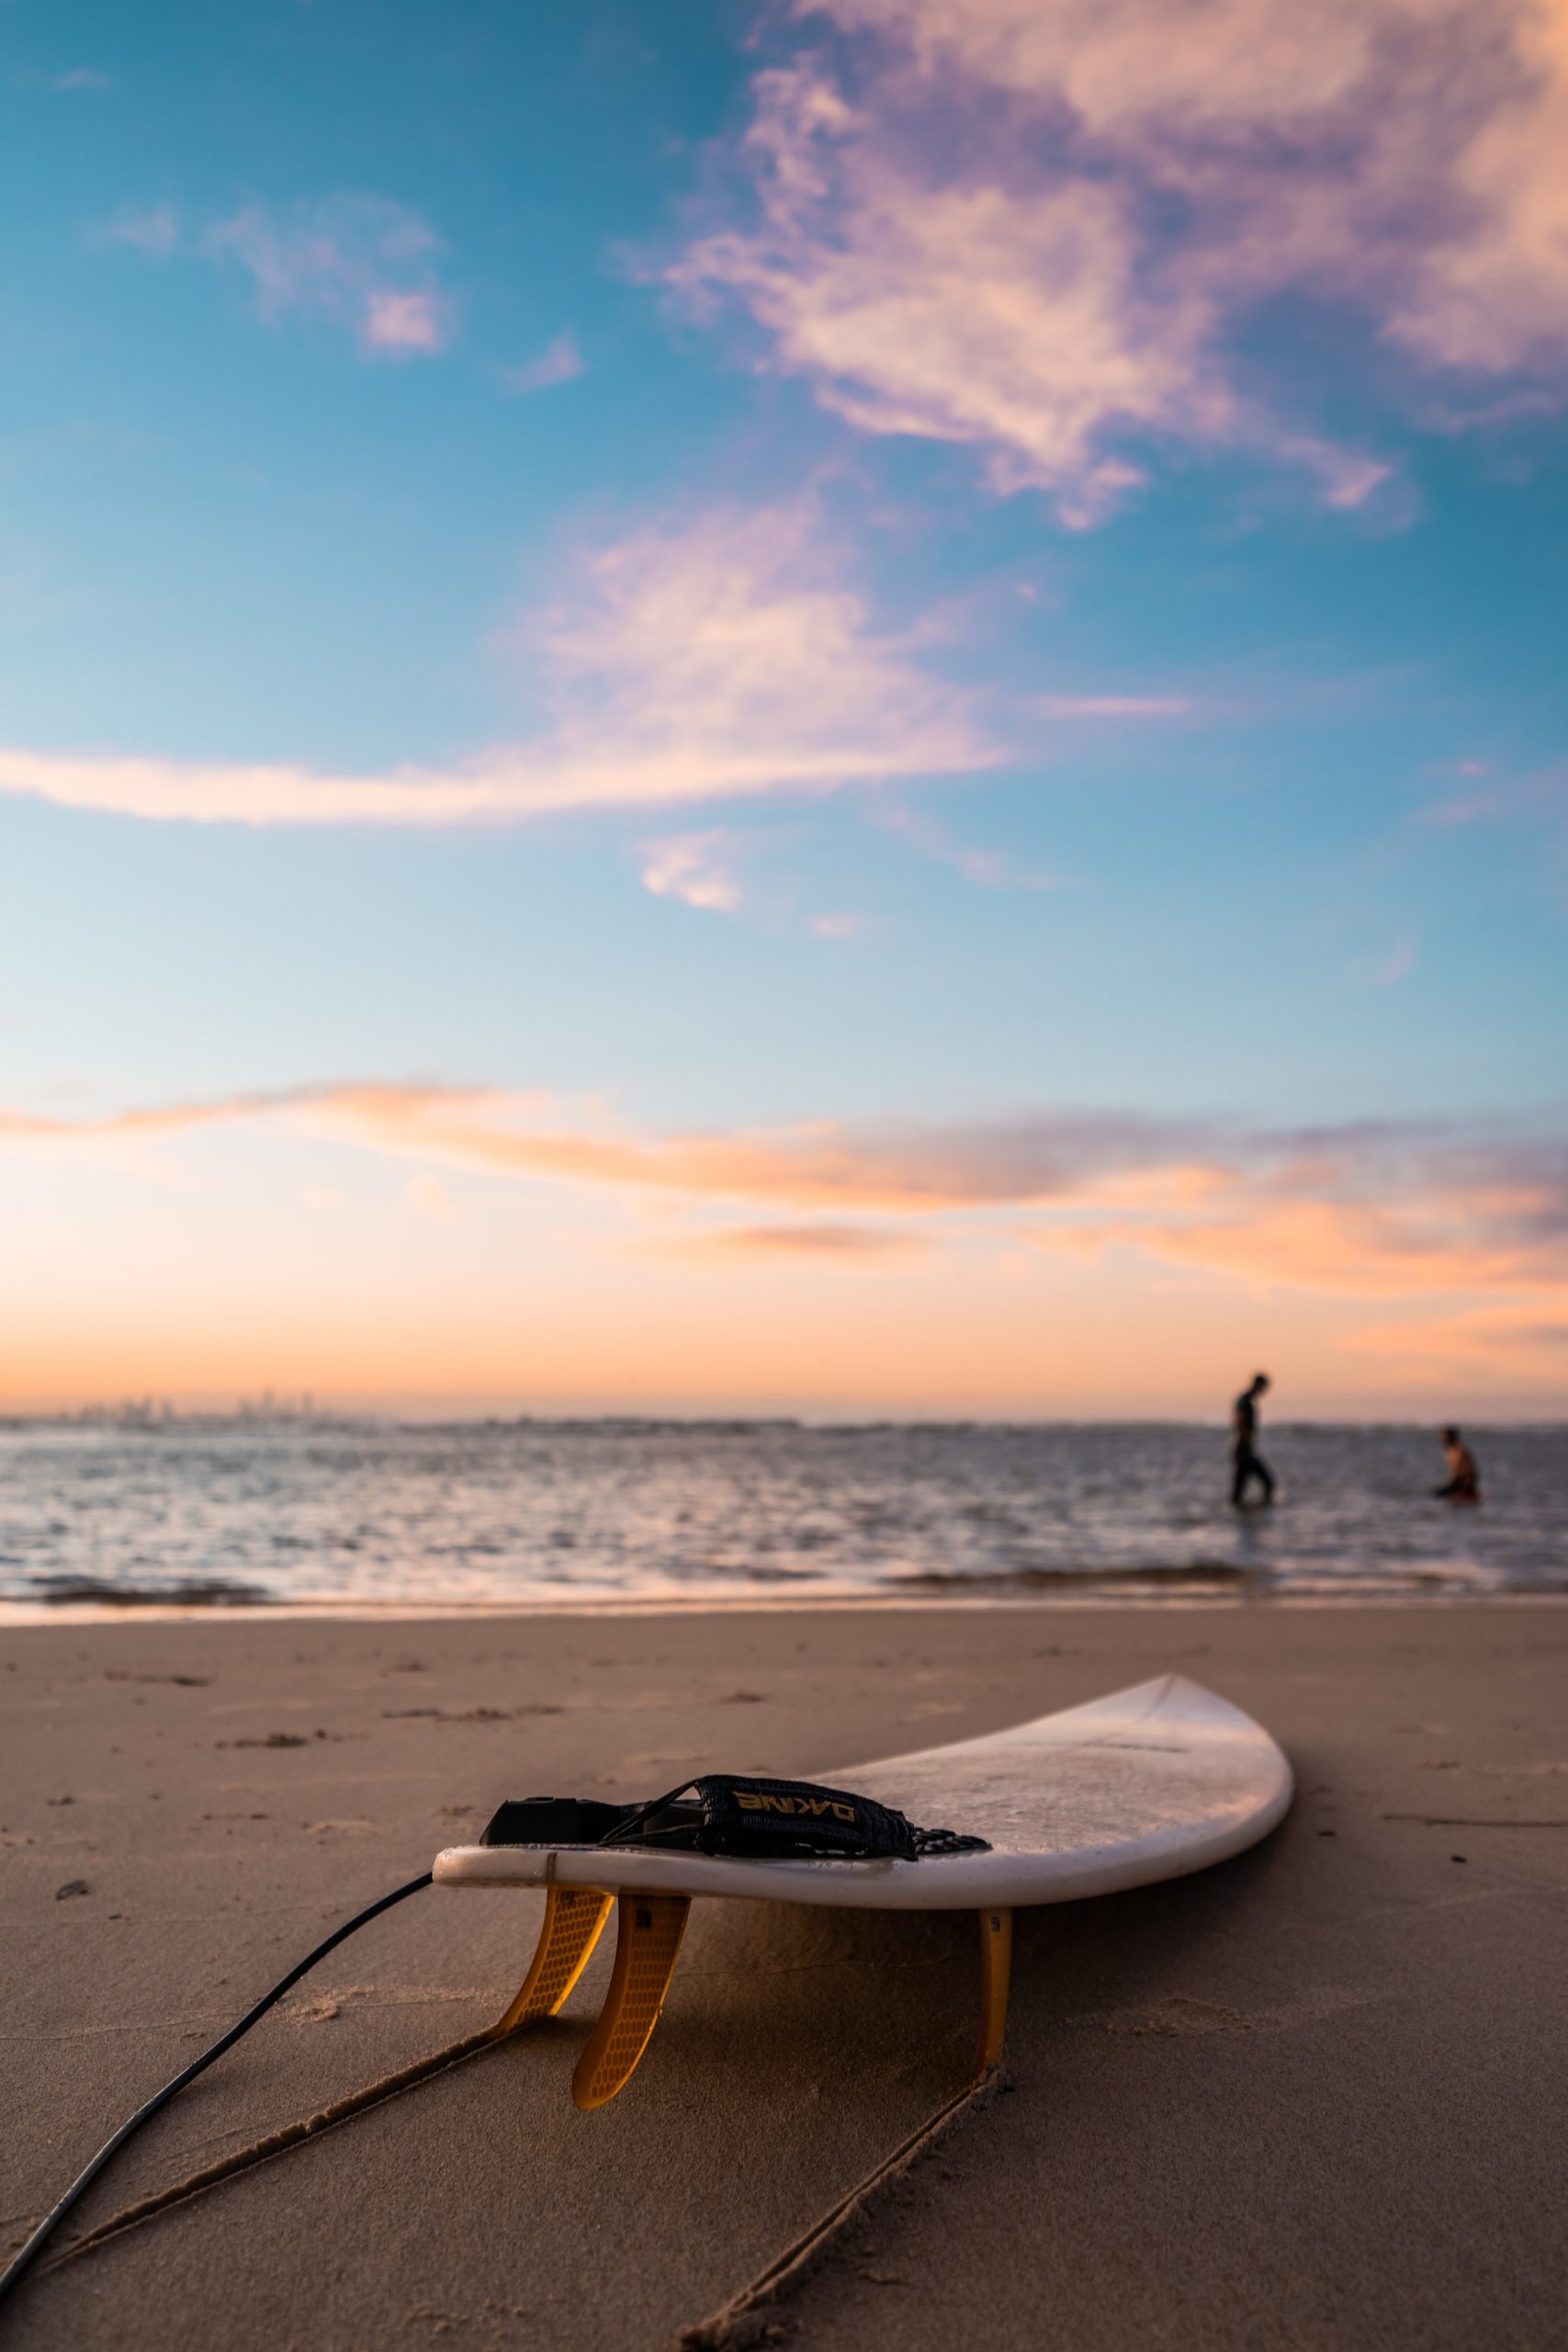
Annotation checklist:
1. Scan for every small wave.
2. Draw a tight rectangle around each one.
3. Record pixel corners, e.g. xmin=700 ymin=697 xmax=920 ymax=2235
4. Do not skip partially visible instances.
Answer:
xmin=895 ymin=1561 xmax=1258 ymax=1593
xmin=27 ymin=1573 xmax=271 ymax=1609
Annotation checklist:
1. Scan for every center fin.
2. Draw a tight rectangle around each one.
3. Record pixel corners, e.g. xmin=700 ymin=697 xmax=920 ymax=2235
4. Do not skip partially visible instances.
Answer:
xmin=571 ymin=1891 xmax=691 ymax=2110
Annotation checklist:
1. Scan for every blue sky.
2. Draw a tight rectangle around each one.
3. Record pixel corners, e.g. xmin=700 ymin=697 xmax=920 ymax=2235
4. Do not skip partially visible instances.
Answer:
xmin=2 ymin=0 xmax=1565 ymax=1414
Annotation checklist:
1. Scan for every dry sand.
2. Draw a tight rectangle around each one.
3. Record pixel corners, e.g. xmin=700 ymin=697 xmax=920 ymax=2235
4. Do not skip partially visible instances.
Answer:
xmin=3 ymin=1603 xmax=1564 ymax=2351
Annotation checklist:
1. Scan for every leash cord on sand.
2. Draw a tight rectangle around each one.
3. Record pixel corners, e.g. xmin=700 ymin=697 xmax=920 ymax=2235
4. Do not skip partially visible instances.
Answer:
xmin=0 ymin=1870 xmax=434 ymax=2315
xmin=37 ymin=2025 xmax=502 ymax=2275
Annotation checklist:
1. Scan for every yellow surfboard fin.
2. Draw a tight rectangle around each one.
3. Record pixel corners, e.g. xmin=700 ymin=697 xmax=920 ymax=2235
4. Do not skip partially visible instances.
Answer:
xmin=570 ymin=1891 xmax=691 ymax=2110
xmin=493 ymin=1885 xmax=614 ymax=2036
xmin=974 ymin=1905 xmax=1012 ymax=2077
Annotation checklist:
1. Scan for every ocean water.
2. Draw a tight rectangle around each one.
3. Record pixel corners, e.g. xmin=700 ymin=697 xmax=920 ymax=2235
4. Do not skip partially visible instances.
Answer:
xmin=0 ymin=1419 xmax=1562 ymax=1611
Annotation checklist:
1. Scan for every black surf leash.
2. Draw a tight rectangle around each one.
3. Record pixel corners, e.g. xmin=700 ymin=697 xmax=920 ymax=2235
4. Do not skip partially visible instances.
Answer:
xmin=0 ymin=1871 xmax=433 ymax=2312
xmin=2 ymin=1775 xmax=986 ymax=2315
xmin=484 ymin=1771 xmax=990 ymax=1862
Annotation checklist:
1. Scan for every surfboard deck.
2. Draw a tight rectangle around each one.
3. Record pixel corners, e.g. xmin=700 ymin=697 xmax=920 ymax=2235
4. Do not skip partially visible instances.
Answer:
xmin=434 ymin=1676 xmax=1292 ymax=2108
xmin=434 ymin=1674 xmax=1292 ymax=1909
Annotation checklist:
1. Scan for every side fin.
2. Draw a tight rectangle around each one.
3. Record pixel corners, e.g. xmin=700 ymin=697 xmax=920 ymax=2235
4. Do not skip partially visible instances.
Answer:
xmin=974 ymin=1905 xmax=1012 ymax=2077
xmin=571 ymin=1892 xmax=691 ymax=2110
xmin=494 ymin=1885 xmax=614 ymax=2036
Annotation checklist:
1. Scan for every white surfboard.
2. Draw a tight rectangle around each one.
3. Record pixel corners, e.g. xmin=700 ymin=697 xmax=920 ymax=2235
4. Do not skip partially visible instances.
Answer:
xmin=434 ymin=1677 xmax=1292 ymax=2107
xmin=434 ymin=1674 xmax=1292 ymax=1910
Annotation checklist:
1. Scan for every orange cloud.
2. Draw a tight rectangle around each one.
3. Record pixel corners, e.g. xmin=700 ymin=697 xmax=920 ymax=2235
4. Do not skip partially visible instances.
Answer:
xmin=5 ymin=1081 xmax=1566 ymax=1411
xmin=644 ymin=1221 xmax=925 ymax=1261
xmin=1348 ymin=1303 xmax=1568 ymax=1379
xmin=0 ymin=503 xmax=995 ymax=827
xmin=7 ymin=1080 xmax=1567 ymax=1311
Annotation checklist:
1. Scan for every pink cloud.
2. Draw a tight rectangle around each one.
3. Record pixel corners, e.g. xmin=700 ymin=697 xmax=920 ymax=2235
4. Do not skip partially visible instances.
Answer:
xmin=364 ymin=288 xmax=446 ymax=356
xmin=202 ymin=196 xmax=453 ymax=359
xmin=98 ymin=205 xmax=178 ymax=258
xmin=0 ymin=502 xmax=997 ymax=826
xmin=1389 ymin=0 xmax=1568 ymax=373
xmin=672 ymin=69 xmax=1229 ymax=519
xmin=637 ymin=831 xmax=748 ymax=913
xmin=872 ymin=797 xmax=1066 ymax=889
xmin=502 ymin=332 xmax=585 ymax=392
xmin=19 ymin=67 xmax=111 ymax=92
xmin=1032 ymin=695 xmax=1190 ymax=720
xmin=671 ymin=0 xmax=1568 ymax=516
xmin=1419 ymin=770 xmax=1568 ymax=828
xmin=1363 ymin=941 xmax=1418 ymax=989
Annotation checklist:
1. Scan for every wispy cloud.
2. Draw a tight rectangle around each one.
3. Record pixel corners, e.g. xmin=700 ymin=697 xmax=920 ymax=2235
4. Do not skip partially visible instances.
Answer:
xmin=97 ymin=205 xmax=179 ymax=259
xmin=361 ymin=288 xmax=446 ymax=356
xmin=201 ymin=196 xmax=454 ymax=358
xmin=6 ymin=1082 xmax=1566 ymax=1328
xmin=873 ymin=797 xmax=1066 ymax=890
xmin=1419 ymin=769 xmax=1568 ymax=828
xmin=0 ymin=501 xmax=997 ymax=827
xmin=408 ymin=1173 xmax=462 ymax=1225
xmin=1349 ymin=1303 xmax=1568 ymax=1381
xmin=671 ymin=67 xmax=1224 ymax=525
xmin=502 ymin=331 xmax=585 ymax=392
xmin=16 ymin=67 xmax=111 ymax=93
xmin=1032 ymin=695 xmax=1190 ymax=721
xmin=1361 ymin=940 xmax=1418 ymax=988
xmin=647 ymin=1221 xmax=922 ymax=1261
xmin=671 ymin=0 xmax=1568 ymax=520
xmin=637 ymin=831 xmax=748 ymax=913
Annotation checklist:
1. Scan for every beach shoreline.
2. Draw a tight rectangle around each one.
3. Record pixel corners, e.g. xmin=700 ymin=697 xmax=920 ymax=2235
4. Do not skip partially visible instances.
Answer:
xmin=6 ymin=1602 xmax=1564 ymax=2348
xmin=6 ymin=1588 xmax=1566 ymax=1628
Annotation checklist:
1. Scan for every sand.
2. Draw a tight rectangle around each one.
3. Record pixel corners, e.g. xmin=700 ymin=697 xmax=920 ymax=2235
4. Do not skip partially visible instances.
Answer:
xmin=3 ymin=1603 xmax=1564 ymax=2350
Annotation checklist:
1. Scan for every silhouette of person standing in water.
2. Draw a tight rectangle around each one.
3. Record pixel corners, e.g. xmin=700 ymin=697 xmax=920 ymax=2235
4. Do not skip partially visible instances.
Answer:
xmin=1231 ymin=1373 xmax=1275 ymax=1508
xmin=1434 ymin=1425 xmax=1481 ymax=1503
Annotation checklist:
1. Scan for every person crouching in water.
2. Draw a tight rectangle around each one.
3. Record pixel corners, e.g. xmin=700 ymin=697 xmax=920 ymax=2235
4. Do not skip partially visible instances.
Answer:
xmin=1231 ymin=1373 xmax=1275 ymax=1509
xmin=1434 ymin=1426 xmax=1481 ymax=1504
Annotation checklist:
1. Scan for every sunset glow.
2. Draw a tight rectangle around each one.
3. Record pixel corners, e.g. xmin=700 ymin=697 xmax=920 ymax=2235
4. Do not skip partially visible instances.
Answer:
xmin=2 ymin=0 xmax=1565 ymax=1419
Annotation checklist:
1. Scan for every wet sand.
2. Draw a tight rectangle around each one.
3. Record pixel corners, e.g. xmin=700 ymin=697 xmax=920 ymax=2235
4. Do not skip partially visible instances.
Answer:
xmin=3 ymin=1604 xmax=1564 ymax=2349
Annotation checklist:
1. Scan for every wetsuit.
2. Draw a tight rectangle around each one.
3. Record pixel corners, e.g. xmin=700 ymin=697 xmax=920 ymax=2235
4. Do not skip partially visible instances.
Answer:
xmin=1231 ymin=1390 xmax=1275 ymax=1507
xmin=1435 ymin=1444 xmax=1480 ymax=1503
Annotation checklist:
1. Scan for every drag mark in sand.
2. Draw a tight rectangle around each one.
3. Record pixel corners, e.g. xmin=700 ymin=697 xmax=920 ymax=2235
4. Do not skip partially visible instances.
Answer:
xmin=1382 ymin=1814 xmax=1568 ymax=1828
xmin=29 ymin=1976 xmax=993 ymax=2335
xmin=677 ymin=2071 xmax=1003 ymax=2352
xmin=381 ymin=1703 xmax=563 ymax=1721
xmin=33 ymin=2028 xmax=511 ymax=2280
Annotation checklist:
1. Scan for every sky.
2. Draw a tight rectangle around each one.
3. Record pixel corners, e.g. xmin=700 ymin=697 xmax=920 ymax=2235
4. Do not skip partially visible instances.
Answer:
xmin=2 ymin=0 xmax=1566 ymax=1419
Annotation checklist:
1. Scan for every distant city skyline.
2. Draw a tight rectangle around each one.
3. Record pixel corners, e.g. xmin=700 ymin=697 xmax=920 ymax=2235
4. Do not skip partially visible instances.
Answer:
xmin=2 ymin=0 xmax=1565 ymax=1418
